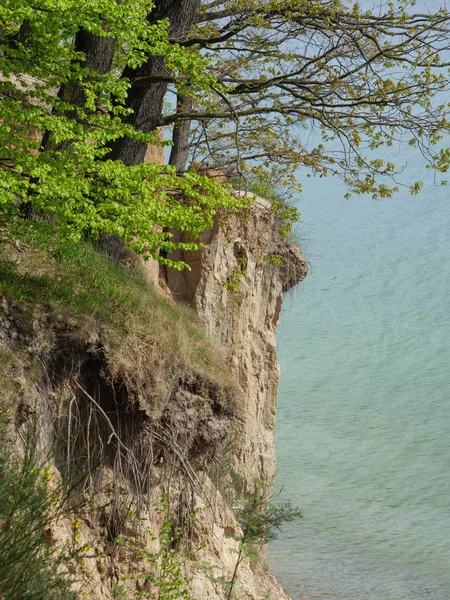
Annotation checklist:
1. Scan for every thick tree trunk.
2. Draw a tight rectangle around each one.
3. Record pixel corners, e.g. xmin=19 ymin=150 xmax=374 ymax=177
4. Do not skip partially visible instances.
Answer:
xmin=63 ymin=30 xmax=116 ymax=105
xmin=23 ymin=30 xmax=116 ymax=220
xmin=108 ymin=55 xmax=168 ymax=165
xmin=169 ymin=95 xmax=192 ymax=172
xmin=109 ymin=0 xmax=200 ymax=166
xmin=41 ymin=30 xmax=115 ymax=151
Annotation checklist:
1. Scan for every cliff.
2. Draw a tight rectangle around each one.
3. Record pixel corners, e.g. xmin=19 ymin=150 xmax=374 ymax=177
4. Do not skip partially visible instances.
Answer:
xmin=164 ymin=194 xmax=307 ymax=485
xmin=0 ymin=197 xmax=307 ymax=600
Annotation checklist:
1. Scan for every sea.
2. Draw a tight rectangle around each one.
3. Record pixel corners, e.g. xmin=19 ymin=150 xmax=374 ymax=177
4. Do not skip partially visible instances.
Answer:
xmin=268 ymin=143 xmax=450 ymax=599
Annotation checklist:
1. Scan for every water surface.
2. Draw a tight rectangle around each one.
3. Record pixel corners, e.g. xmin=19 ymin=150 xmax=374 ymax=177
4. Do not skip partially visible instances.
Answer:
xmin=269 ymin=150 xmax=450 ymax=600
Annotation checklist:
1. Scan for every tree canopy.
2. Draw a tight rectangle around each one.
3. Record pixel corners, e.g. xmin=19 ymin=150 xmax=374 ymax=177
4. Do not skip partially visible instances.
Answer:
xmin=1 ymin=0 xmax=450 ymax=263
xmin=0 ymin=0 xmax=240 ymax=266
xmin=176 ymin=0 xmax=450 ymax=197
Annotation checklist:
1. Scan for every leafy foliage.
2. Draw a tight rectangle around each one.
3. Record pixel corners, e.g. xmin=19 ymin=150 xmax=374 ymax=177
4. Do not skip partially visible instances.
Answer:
xmin=0 ymin=0 xmax=245 ymax=267
xmin=1 ymin=0 xmax=450 ymax=264
xmin=0 ymin=414 xmax=85 ymax=600
xmin=113 ymin=495 xmax=197 ymax=600
xmin=233 ymin=480 xmax=302 ymax=545
xmin=237 ymin=176 xmax=300 ymax=242
xmin=224 ymin=257 xmax=247 ymax=294
xmin=174 ymin=0 xmax=450 ymax=198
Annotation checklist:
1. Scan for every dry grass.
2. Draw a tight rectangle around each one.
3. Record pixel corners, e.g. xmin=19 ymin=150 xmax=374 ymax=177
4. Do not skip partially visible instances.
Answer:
xmin=0 ymin=217 xmax=233 ymax=392
xmin=0 ymin=218 xmax=241 ymax=594
xmin=0 ymin=217 xmax=239 ymax=528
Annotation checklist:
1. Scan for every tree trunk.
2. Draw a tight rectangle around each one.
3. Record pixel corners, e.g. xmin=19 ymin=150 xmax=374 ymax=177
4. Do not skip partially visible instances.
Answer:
xmin=40 ymin=30 xmax=115 ymax=152
xmin=64 ymin=29 xmax=116 ymax=105
xmin=109 ymin=0 xmax=201 ymax=166
xmin=169 ymin=95 xmax=192 ymax=172
xmin=22 ymin=31 xmax=115 ymax=220
xmin=108 ymin=55 xmax=168 ymax=165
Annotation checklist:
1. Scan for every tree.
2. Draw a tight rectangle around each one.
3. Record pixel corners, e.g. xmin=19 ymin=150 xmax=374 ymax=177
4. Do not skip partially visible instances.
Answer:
xmin=0 ymin=0 xmax=243 ymax=268
xmin=54 ymin=0 xmax=450 ymax=199
xmin=163 ymin=0 xmax=450 ymax=198
xmin=2 ymin=1 xmax=450 ymax=265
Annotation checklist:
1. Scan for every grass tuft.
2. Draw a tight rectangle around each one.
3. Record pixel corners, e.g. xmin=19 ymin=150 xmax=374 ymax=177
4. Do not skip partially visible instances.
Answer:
xmin=0 ymin=218 xmax=231 ymax=387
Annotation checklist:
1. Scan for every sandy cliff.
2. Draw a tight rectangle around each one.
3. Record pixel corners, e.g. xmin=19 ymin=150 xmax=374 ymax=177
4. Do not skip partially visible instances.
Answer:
xmin=0 ymin=195 xmax=307 ymax=600
xmin=164 ymin=195 xmax=308 ymax=485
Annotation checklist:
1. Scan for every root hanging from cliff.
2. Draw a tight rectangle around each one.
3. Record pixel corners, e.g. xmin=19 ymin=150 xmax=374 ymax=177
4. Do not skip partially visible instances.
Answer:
xmin=49 ymin=363 xmax=225 ymax=545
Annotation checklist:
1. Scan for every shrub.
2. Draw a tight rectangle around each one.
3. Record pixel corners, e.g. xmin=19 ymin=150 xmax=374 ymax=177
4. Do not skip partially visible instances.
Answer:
xmin=0 ymin=414 xmax=82 ymax=600
xmin=113 ymin=494 xmax=197 ymax=600
xmin=226 ymin=477 xmax=302 ymax=600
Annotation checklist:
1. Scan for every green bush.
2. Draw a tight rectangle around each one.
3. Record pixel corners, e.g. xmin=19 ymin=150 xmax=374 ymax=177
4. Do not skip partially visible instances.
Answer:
xmin=226 ymin=477 xmax=302 ymax=600
xmin=0 ymin=415 xmax=82 ymax=600
xmin=224 ymin=258 xmax=247 ymax=294
xmin=113 ymin=494 xmax=197 ymax=600
xmin=232 ymin=177 xmax=300 ymax=243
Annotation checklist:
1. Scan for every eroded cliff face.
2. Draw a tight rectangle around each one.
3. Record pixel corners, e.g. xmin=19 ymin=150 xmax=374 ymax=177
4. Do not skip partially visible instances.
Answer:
xmin=0 ymin=195 xmax=307 ymax=600
xmin=164 ymin=195 xmax=308 ymax=485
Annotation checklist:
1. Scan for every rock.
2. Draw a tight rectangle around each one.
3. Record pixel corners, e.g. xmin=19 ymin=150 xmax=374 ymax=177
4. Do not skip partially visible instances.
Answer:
xmin=165 ymin=194 xmax=307 ymax=485
xmin=0 ymin=193 xmax=306 ymax=600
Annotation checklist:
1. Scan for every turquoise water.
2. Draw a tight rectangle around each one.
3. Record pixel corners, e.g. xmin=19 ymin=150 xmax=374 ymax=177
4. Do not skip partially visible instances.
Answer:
xmin=269 ymin=150 xmax=450 ymax=599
